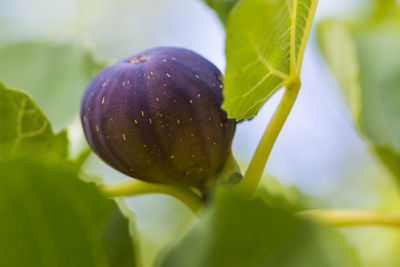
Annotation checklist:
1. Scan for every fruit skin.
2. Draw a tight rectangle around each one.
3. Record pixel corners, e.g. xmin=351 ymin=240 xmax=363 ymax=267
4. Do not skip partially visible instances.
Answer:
xmin=81 ymin=47 xmax=236 ymax=189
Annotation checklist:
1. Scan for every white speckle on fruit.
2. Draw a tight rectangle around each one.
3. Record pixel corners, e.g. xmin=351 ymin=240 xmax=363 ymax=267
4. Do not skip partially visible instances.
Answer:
xmin=171 ymin=57 xmax=177 ymax=60
xmin=194 ymin=73 xmax=200 ymax=79
xmin=220 ymin=122 xmax=224 ymax=127
xmin=122 ymin=133 xmax=126 ymax=141
xmin=96 ymin=125 xmax=99 ymax=132
xmin=102 ymin=82 xmax=107 ymax=88
xmin=197 ymin=93 xmax=201 ymax=98
xmin=219 ymin=84 xmax=223 ymax=89
xmin=143 ymin=144 xmax=147 ymax=148
xmin=166 ymin=73 xmax=171 ymax=78
xmin=83 ymin=116 xmax=87 ymax=122
xmin=101 ymin=96 xmax=105 ymax=104
xmin=162 ymin=59 xmax=167 ymax=62
xmin=189 ymin=118 xmax=193 ymax=121
xmin=156 ymin=97 xmax=159 ymax=102
xmin=134 ymin=119 xmax=138 ymax=124
xmin=173 ymin=99 xmax=176 ymax=103
xmin=177 ymin=119 xmax=180 ymax=124
xmin=189 ymin=99 xmax=193 ymax=104
xmin=123 ymin=81 xmax=126 ymax=86
xmin=149 ymin=118 xmax=152 ymax=124
xmin=141 ymin=110 xmax=145 ymax=117
xmin=170 ymin=155 xmax=175 ymax=159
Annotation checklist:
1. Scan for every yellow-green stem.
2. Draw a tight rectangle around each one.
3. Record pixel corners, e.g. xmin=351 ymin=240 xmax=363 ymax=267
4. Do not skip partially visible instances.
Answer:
xmin=101 ymin=180 xmax=203 ymax=214
xmin=298 ymin=209 xmax=400 ymax=227
xmin=239 ymin=78 xmax=300 ymax=197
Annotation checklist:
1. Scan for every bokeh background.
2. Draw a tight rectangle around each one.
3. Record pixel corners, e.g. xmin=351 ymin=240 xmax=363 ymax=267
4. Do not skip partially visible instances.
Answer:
xmin=1 ymin=0 xmax=400 ymax=266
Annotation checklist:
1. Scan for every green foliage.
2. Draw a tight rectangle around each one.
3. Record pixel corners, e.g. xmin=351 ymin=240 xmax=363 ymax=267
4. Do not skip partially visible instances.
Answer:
xmin=0 ymin=82 xmax=137 ymax=266
xmin=203 ymin=0 xmax=239 ymax=25
xmin=2 ymin=1 xmax=400 ymax=266
xmin=157 ymin=190 xmax=361 ymax=267
xmin=223 ymin=0 xmax=317 ymax=120
xmin=0 ymin=158 xmax=137 ymax=267
xmin=317 ymin=3 xmax=400 ymax=183
xmin=0 ymin=42 xmax=103 ymax=131
xmin=0 ymin=82 xmax=68 ymax=162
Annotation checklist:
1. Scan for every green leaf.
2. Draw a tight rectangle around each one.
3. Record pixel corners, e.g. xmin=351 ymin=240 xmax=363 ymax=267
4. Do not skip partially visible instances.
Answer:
xmin=223 ymin=0 xmax=318 ymax=120
xmin=0 ymin=42 xmax=103 ymax=131
xmin=0 ymin=158 xmax=137 ymax=267
xmin=203 ymin=0 xmax=239 ymax=26
xmin=0 ymin=82 xmax=68 ymax=162
xmin=317 ymin=6 xmax=400 ymax=183
xmin=157 ymin=190 xmax=360 ymax=267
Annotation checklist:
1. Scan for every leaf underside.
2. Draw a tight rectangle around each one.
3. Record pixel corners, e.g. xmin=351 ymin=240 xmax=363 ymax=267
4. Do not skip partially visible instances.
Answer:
xmin=223 ymin=0 xmax=318 ymax=120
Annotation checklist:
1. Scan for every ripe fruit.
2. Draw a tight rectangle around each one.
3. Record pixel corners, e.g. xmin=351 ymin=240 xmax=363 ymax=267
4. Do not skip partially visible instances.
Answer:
xmin=81 ymin=47 xmax=236 ymax=190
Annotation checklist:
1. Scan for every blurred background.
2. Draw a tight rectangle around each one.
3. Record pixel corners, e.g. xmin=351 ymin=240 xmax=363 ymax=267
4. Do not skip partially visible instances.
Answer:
xmin=1 ymin=0 xmax=400 ymax=266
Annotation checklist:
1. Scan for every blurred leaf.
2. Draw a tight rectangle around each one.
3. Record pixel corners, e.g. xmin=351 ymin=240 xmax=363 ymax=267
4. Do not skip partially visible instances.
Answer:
xmin=374 ymin=146 xmax=400 ymax=180
xmin=0 ymin=82 xmax=68 ymax=161
xmin=223 ymin=0 xmax=318 ymax=120
xmin=203 ymin=0 xmax=239 ymax=26
xmin=0 ymin=42 xmax=103 ymax=131
xmin=157 ymin=190 xmax=360 ymax=267
xmin=0 ymin=158 xmax=137 ymax=267
xmin=316 ymin=20 xmax=361 ymax=121
xmin=317 ymin=5 xmax=400 ymax=183
xmin=257 ymin=177 xmax=309 ymax=212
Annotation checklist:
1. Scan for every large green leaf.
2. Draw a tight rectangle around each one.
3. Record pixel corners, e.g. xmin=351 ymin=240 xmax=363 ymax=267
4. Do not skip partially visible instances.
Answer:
xmin=317 ymin=3 xmax=400 ymax=183
xmin=0 ymin=82 xmax=68 ymax=161
xmin=203 ymin=0 xmax=239 ymax=26
xmin=223 ymin=0 xmax=318 ymax=120
xmin=0 ymin=42 xmax=103 ymax=131
xmin=0 ymin=158 xmax=137 ymax=267
xmin=157 ymin=190 xmax=360 ymax=267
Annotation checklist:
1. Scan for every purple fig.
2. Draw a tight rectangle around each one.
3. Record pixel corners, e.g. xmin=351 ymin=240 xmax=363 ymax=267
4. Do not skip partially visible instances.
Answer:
xmin=81 ymin=47 xmax=236 ymax=190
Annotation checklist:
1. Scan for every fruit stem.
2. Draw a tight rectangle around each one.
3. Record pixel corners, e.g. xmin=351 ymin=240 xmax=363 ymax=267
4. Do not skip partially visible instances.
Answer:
xmin=239 ymin=77 xmax=301 ymax=197
xmin=101 ymin=180 xmax=203 ymax=214
xmin=298 ymin=209 xmax=400 ymax=227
